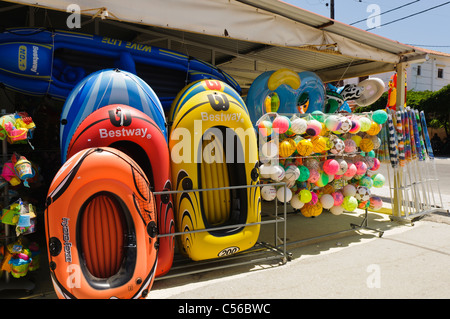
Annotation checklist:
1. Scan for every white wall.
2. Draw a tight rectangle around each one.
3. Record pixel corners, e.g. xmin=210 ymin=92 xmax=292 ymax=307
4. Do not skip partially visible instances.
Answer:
xmin=344 ymin=54 xmax=450 ymax=93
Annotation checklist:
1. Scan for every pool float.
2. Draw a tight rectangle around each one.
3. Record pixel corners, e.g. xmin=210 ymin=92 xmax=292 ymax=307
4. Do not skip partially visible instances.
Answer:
xmin=66 ymin=104 xmax=174 ymax=277
xmin=169 ymin=79 xmax=248 ymax=125
xmin=45 ymin=147 xmax=157 ymax=299
xmin=246 ymin=69 xmax=325 ymax=124
xmin=0 ymin=27 xmax=240 ymax=109
xmin=169 ymin=87 xmax=261 ymax=261
xmin=59 ymin=68 xmax=167 ymax=163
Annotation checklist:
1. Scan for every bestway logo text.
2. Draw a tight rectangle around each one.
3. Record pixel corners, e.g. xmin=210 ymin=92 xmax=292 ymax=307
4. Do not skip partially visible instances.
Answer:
xmin=99 ymin=128 xmax=151 ymax=139
xmin=201 ymin=112 xmax=243 ymax=122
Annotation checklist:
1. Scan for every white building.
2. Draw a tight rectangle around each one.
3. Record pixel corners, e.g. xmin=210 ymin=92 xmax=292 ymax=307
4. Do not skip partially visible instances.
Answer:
xmin=346 ymin=49 xmax=450 ymax=93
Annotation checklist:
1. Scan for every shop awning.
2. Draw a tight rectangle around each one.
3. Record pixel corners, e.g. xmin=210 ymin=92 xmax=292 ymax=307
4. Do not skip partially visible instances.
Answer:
xmin=2 ymin=0 xmax=429 ymax=89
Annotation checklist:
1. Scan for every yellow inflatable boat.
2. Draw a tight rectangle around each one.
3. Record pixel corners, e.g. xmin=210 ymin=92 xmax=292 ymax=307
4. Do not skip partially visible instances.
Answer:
xmin=169 ymin=82 xmax=261 ymax=261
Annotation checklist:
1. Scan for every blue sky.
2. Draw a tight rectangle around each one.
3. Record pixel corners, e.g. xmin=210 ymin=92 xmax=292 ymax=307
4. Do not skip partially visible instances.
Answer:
xmin=283 ymin=0 xmax=450 ymax=54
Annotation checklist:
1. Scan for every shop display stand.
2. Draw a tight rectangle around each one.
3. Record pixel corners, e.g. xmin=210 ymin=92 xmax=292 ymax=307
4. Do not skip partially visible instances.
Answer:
xmin=154 ymin=182 xmax=291 ymax=280
xmin=0 ymin=139 xmax=35 ymax=294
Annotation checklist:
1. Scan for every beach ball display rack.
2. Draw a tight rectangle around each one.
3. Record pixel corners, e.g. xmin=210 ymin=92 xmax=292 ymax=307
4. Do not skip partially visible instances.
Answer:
xmin=256 ymin=110 xmax=389 ymax=239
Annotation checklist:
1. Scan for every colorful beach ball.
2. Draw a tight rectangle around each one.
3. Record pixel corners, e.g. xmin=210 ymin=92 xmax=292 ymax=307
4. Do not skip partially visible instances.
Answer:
xmin=261 ymin=185 xmax=277 ymax=201
xmin=372 ymin=109 xmax=388 ymax=124
xmin=297 ymin=165 xmax=310 ymax=182
xmin=277 ymin=187 xmax=292 ymax=202
xmin=332 ymin=191 xmax=344 ymax=206
xmin=325 ymin=115 xmax=340 ymax=131
xmin=359 ymin=116 xmax=372 ymax=132
xmin=297 ymin=139 xmax=314 ymax=156
xmin=299 ymin=189 xmax=312 ymax=203
xmin=315 ymin=172 xmax=329 ymax=187
xmin=270 ymin=165 xmax=286 ymax=182
xmin=372 ymin=173 xmax=385 ymax=188
xmin=344 ymin=139 xmax=357 ymax=153
xmin=285 ymin=165 xmax=300 ymax=183
xmin=301 ymin=202 xmax=323 ymax=218
xmin=323 ymin=159 xmax=340 ymax=175
xmin=279 ymin=138 xmax=296 ymax=158
xmin=344 ymin=163 xmax=357 ymax=178
xmin=370 ymin=135 xmax=382 ymax=149
xmin=359 ymin=175 xmax=374 ymax=188
xmin=290 ymin=117 xmax=308 ymax=135
xmin=258 ymin=120 xmax=273 ymax=137
xmin=351 ymin=134 xmax=362 ymax=147
xmin=272 ymin=115 xmax=291 ymax=134
xmin=261 ymin=141 xmax=278 ymax=159
xmin=291 ymin=193 xmax=305 ymax=210
xmin=342 ymin=184 xmax=357 ymax=197
xmin=306 ymin=120 xmax=322 ymax=137
xmin=342 ymin=196 xmax=358 ymax=211
xmin=320 ymin=193 xmax=335 ymax=209
xmin=354 ymin=161 xmax=368 ymax=175
xmin=337 ymin=117 xmax=352 ymax=134
xmin=259 ymin=163 xmax=274 ymax=179
xmin=349 ymin=118 xmax=361 ymax=134
xmin=330 ymin=138 xmax=345 ymax=155
xmin=310 ymin=192 xmax=319 ymax=205
xmin=311 ymin=136 xmax=327 ymax=154
xmin=369 ymin=196 xmax=383 ymax=211
xmin=355 ymin=186 xmax=371 ymax=202
xmin=367 ymin=122 xmax=382 ymax=136
xmin=359 ymin=138 xmax=374 ymax=152
xmin=336 ymin=159 xmax=348 ymax=175
xmin=311 ymin=110 xmax=325 ymax=123
xmin=307 ymin=169 xmax=320 ymax=183
xmin=330 ymin=205 xmax=344 ymax=215
xmin=371 ymin=158 xmax=381 ymax=171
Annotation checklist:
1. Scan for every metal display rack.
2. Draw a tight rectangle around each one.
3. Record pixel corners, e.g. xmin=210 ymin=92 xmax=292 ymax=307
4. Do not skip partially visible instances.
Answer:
xmin=154 ymin=182 xmax=291 ymax=280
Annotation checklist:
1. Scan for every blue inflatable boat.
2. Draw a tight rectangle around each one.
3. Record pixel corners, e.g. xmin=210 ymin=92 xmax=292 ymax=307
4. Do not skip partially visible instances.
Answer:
xmin=0 ymin=27 xmax=240 ymax=110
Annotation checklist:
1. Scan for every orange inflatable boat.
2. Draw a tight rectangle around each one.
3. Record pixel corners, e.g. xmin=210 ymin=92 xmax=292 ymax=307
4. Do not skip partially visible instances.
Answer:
xmin=66 ymin=104 xmax=174 ymax=277
xmin=45 ymin=147 xmax=157 ymax=299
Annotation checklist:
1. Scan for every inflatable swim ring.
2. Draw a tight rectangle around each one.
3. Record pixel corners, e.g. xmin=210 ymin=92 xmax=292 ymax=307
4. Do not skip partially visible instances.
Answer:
xmin=66 ymin=104 xmax=175 ymax=277
xmin=169 ymin=88 xmax=261 ymax=261
xmin=246 ymin=69 xmax=325 ymax=124
xmin=45 ymin=147 xmax=157 ymax=299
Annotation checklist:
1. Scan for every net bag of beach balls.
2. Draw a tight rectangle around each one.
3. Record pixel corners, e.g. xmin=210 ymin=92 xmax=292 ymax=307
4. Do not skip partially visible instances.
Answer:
xmin=257 ymin=110 xmax=387 ymax=217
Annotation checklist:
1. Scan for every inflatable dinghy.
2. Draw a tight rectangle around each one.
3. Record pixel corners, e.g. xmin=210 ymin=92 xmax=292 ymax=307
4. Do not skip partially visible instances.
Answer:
xmin=45 ymin=147 xmax=157 ymax=299
xmin=0 ymin=27 xmax=240 ymax=109
xmin=169 ymin=86 xmax=261 ymax=261
xmin=59 ymin=68 xmax=167 ymax=163
xmin=66 ymin=104 xmax=175 ymax=278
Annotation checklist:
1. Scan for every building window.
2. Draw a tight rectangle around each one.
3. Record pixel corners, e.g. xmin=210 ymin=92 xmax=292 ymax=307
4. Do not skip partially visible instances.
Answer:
xmin=438 ymin=68 xmax=444 ymax=79
xmin=417 ymin=65 xmax=421 ymax=76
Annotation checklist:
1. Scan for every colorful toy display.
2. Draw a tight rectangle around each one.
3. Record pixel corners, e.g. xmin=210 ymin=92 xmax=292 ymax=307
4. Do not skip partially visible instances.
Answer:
xmin=246 ymin=69 xmax=326 ymax=124
xmin=0 ymin=27 xmax=239 ymax=109
xmin=168 ymin=83 xmax=261 ymax=261
xmin=257 ymin=110 xmax=388 ymax=218
xmin=65 ymin=104 xmax=175 ymax=278
xmin=386 ymin=106 xmax=435 ymax=168
xmin=45 ymin=147 xmax=158 ymax=299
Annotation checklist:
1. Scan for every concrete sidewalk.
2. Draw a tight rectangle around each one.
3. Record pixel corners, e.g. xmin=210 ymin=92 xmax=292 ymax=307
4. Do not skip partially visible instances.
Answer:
xmin=148 ymin=210 xmax=450 ymax=299
xmin=7 ymin=158 xmax=450 ymax=300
